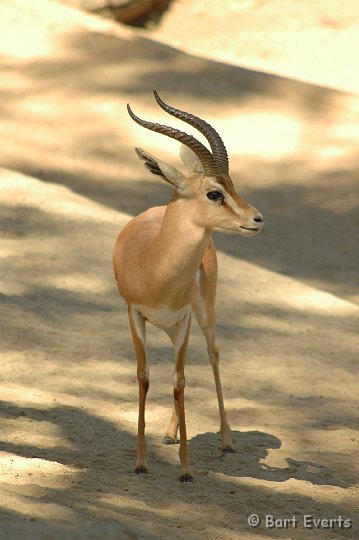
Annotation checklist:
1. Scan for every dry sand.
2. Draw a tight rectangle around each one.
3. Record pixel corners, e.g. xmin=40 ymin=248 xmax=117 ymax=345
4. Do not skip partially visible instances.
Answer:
xmin=0 ymin=1 xmax=358 ymax=538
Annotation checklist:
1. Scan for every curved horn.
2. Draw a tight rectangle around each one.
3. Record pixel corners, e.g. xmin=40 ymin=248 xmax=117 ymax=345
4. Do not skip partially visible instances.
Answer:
xmin=154 ymin=90 xmax=229 ymax=175
xmin=127 ymin=104 xmax=222 ymax=177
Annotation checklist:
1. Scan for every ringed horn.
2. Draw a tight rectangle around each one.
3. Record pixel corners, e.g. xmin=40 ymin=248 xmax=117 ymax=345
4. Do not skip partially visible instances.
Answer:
xmin=127 ymin=91 xmax=229 ymax=178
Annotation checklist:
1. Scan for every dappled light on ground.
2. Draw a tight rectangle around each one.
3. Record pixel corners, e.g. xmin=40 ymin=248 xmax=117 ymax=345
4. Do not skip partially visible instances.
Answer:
xmin=0 ymin=1 xmax=358 ymax=539
xmin=1 ymin=167 xmax=358 ymax=538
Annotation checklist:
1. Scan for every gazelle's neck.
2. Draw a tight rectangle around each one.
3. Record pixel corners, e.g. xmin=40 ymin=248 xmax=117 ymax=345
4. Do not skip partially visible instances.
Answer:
xmin=150 ymin=196 xmax=211 ymax=295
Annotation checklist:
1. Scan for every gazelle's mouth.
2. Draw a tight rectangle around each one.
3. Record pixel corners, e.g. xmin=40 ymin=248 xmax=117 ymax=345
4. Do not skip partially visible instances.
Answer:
xmin=240 ymin=226 xmax=260 ymax=232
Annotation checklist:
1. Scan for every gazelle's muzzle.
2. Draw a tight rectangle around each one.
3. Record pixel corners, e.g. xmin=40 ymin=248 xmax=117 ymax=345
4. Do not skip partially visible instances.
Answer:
xmin=239 ymin=207 xmax=264 ymax=235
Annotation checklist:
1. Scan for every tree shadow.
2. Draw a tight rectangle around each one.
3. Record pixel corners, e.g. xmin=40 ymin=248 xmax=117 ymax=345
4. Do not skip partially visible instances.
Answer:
xmin=0 ymin=401 xmax=357 ymax=538
xmin=37 ymin=31 xmax=345 ymax=110
xmin=213 ymin=169 xmax=359 ymax=302
xmin=1 ymin=26 xmax=358 ymax=303
xmin=1 ymin=19 xmax=358 ymax=539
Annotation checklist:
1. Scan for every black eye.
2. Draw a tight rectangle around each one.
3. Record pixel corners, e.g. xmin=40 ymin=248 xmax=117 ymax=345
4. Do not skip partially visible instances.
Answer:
xmin=207 ymin=191 xmax=223 ymax=201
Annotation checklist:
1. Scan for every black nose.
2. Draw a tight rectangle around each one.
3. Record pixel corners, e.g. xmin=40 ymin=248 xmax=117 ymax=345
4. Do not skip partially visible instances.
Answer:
xmin=254 ymin=215 xmax=264 ymax=223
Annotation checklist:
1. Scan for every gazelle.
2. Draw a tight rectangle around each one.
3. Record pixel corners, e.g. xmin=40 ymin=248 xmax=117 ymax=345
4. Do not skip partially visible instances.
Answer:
xmin=113 ymin=91 xmax=263 ymax=482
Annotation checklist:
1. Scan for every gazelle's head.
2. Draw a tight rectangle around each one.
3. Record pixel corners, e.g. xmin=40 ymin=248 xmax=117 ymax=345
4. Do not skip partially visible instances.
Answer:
xmin=128 ymin=91 xmax=263 ymax=236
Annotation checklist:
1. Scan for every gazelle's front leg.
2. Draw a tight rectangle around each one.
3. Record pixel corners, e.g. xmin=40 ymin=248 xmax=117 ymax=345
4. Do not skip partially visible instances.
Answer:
xmin=193 ymin=257 xmax=235 ymax=453
xmin=172 ymin=312 xmax=193 ymax=482
xmin=128 ymin=306 xmax=149 ymax=473
xmin=202 ymin=327 xmax=234 ymax=452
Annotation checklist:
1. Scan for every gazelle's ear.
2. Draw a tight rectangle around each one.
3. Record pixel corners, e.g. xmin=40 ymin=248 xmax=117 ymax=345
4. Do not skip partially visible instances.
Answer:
xmin=180 ymin=144 xmax=204 ymax=173
xmin=135 ymin=148 xmax=185 ymax=190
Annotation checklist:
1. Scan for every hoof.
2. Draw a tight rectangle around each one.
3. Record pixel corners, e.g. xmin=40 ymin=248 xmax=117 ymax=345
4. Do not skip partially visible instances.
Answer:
xmin=134 ymin=465 xmax=148 ymax=474
xmin=162 ymin=436 xmax=177 ymax=445
xmin=179 ymin=473 xmax=194 ymax=483
xmin=222 ymin=446 xmax=236 ymax=454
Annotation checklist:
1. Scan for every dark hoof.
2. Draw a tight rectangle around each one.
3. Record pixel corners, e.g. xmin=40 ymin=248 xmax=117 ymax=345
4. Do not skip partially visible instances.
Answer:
xmin=222 ymin=447 xmax=236 ymax=454
xmin=162 ymin=436 xmax=177 ymax=445
xmin=134 ymin=466 xmax=148 ymax=474
xmin=180 ymin=473 xmax=194 ymax=483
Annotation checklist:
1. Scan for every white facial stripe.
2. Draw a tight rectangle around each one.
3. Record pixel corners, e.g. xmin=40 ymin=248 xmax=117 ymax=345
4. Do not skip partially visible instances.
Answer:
xmin=225 ymin=193 xmax=243 ymax=215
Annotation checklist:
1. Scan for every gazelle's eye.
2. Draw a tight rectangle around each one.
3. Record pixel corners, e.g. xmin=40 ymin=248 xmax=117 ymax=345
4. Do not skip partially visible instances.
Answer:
xmin=207 ymin=191 xmax=223 ymax=201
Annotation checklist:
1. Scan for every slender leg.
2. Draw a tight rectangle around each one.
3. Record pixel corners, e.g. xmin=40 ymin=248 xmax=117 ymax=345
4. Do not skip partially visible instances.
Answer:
xmin=163 ymin=403 xmax=179 ymax=445
xmin=128 ymin=306 xmax=149 ymax=473
xmin=172 ymin=313 xmax=193 ymax=481
xmin=201 ymin=326 xmax=234 ymax=452
xmin=163 ymin=326 xmax=179 ymax=445
xmin=193 ymin=260 xmax=235 ymax=452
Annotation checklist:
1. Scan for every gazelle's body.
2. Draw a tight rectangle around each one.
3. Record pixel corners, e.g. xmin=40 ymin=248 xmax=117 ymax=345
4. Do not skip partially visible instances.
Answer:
xmin=113 ymin=93 xmax=263 ymax=481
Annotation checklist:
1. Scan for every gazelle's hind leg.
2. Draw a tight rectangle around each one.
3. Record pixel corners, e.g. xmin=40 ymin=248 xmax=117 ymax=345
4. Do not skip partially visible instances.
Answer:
xmin=193 ymin=243 xmax=235 ymax=452
xmin=163 ymin=313 xmax=193 ymax=481
xmin=163 ymin=404 xmax=179 ymax=445
xmin=162 ymin=326 xmax=179 ymax=445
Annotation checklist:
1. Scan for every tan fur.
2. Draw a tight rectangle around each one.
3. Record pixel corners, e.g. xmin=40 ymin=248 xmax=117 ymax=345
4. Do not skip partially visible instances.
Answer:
xmin=113 ymin=146 xmax=263 ymax=481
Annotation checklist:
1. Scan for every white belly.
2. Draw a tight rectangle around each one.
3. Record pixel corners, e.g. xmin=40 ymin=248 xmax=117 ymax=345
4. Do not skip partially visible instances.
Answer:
xmin=134 ymin=304 xmax=191 ymax=328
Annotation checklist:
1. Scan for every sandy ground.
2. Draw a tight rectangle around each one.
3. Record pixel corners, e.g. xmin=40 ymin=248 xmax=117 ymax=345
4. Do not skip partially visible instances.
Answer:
xmin=153 ymin=0 xmax=359 ymax=94
xmin=0 ymin=1 xmax=358 ymax=539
